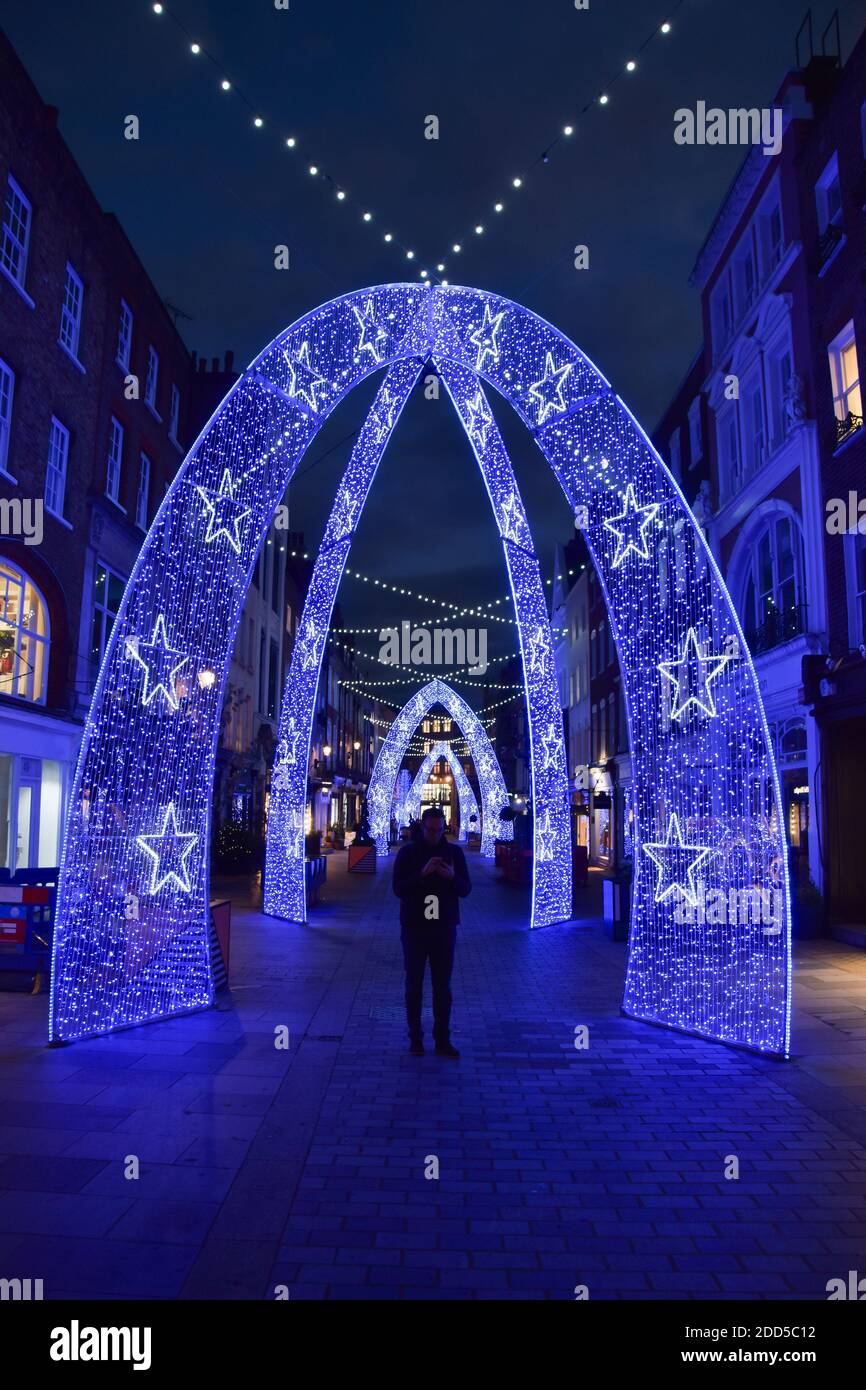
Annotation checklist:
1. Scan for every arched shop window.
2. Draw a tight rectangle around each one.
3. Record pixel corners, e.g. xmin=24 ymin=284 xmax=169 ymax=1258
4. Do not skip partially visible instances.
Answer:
xmin=779 ymin=719 xmax=807 ymax=765
xmin=0 ymin=559 xmax=50 ymax=703
xmin=742 ymin=516 xmax=805 ymax=654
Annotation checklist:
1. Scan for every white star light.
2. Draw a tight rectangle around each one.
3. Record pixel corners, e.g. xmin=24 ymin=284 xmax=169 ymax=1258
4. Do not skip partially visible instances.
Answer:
xmin=284 ymin=340 xmax=328 ymax=412
xmin=659 ymin=628 xmax=732 ymax=721
xmin=529 ymin=352 xmax=572 ymax=424
xmin=528 ymin=625 xmax=550 ymax=675
xmin=541 ymin=723 xmax=561 ymax=769
xmin=499 ymin=491 xmax=523 ymax=543
xmin=197 ymin=469 xmax=252 ymax=555
xmin=373 ymin=388 xmax=397 ymax=444
xmin=333 ymin=487 xmax=359 ymax=538
xmin=125 ymin=614 xmax=189 ymax=710
xmin=470 ymin=304 xmax=505 ymax=373
xmin=283 ymin=808 xmax=305 ymax=860
xmin=352 ymin=299 xmax=388 ymax=363
xmin=466 ymin=389 xmax=493 ymax=449
xmin=604 ymin=483 xmax=660 ymax=568
xmin=297 ymin=620 xmax=320 ymax=671
xmin=136 ymin=803 xmax=198 ymax=895
xmin=536 ymin=810 xmax=557 ymax=862
xmin=642 ymin=814 xmax=716 ymax=907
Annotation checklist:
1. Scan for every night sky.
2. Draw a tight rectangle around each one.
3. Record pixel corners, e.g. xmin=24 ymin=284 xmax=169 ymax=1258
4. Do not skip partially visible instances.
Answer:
xmin=4 ymin=0 xmax=866 ymax=684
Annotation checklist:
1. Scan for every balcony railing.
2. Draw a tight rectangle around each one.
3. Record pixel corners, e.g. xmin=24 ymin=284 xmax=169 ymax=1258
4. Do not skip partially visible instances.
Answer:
xmin=746 ymin=602 xmax=807 ymax=657
xmin=835 ymin=410 xmax=863 ymax=448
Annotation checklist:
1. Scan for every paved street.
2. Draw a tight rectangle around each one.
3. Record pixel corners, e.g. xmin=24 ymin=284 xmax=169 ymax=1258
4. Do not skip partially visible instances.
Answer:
xmin=1 ymin=850 xmax=865 ymax=1300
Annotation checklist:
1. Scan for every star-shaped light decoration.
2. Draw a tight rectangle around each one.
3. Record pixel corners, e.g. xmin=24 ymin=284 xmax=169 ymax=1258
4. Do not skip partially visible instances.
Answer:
xmin=196 ymin=469 xmax=252 ymax=555
xmin=372 ymin=387 xmax=398 ymax=445
xmin=499 ymin=491 xmax=523 ymax=543
xmin=528 ymin=625 xmax=551 ymax=675
xmin=536 ymin=810 xmax=558 ymax=862
xmin=332 ymin=487 xmax=359 ymax=539
xmin=283 ymin=808 xmax=305 ymax=861
xmin=284 ymin=340 xmax=328 ymax=412
xmin=135 ymin=803 xmax=198 ymax=895
xmin=603 ymin=483 xmax=660 ymax=569
xmin=125 ymin=614 xmax=189 ymax=710
xmin=466 ymin=389 xmax=493 ymax=450
xmin=528 ymin=352 xmax=572 ymax=425
xmin=469 ymin=304 xmax=505 ymax=373
xmin=296 ymin=620 xmax=320 ymax=672
xmin=540 ymin=722 xmax=561 ymax=769
xmin=659 ymin=628 xmax=732 ymax=722
xmin=272 ymin=720 xmax=303 ymax=792
xmin=642 ymin=814 xmax=716 ymax=907
xmin=352 ymin=299 xmax=389 ymax=363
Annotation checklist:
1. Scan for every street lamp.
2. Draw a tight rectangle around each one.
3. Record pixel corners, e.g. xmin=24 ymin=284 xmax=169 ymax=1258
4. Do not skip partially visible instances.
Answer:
xmin=322 ymin=744 xmax=332 ymax=757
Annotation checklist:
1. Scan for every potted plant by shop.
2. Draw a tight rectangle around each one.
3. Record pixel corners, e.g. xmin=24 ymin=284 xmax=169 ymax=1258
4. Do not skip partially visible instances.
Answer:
xmin=348 ymin=797 xmax=377 ymax=873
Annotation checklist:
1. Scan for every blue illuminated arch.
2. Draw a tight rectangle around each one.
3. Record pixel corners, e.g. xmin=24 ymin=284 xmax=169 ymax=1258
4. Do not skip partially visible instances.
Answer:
xmin=262 ymin=348 xmax=570 ymax=926
xmin=365 ymin=678 xmax=512 ymax=859
xmin=49 ymin=284 xmax=791 ymax=1055
xmin=400 ymin=741 xmax=479 ymax=842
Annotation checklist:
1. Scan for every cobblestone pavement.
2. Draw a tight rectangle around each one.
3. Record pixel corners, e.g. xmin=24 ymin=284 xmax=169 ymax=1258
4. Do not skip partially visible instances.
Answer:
xmin=1 ymin=850 xmax=865 ymax=1300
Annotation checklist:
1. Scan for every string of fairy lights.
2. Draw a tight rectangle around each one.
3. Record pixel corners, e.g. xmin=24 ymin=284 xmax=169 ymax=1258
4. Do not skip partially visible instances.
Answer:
xmin=147 ymin=0 xmax=688 ymax=284
xmin=286 ymin=548 xmax=580 ymax=632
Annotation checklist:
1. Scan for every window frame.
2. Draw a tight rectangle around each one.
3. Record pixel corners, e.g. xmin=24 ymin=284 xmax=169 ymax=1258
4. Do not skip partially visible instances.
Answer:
xmin=0 ymin=558 xmax=51 ymax=705
xmin=0 ymin=357 xmax=15 ymax=478
xmin=815 ymin=152 xmax=842 ymax=235
xmin=827 ymin=320 xmax=862 ymax=429
xmin=45 ymin=416 xmax=70 ymax=519
xmin=135 ymin=452 xmax=151 ymax=531
xmin=0 ymin=175 xmax=32 ymax=290
xmin=106 ymin=416 xmax=124 ymax=504
xmin=116 ymin=299 xmax=133 ymax=371
xmin=58 ymin=263 xmax=84 ymax=362
xmin=145 ymin=345 xmax=160 ymax=415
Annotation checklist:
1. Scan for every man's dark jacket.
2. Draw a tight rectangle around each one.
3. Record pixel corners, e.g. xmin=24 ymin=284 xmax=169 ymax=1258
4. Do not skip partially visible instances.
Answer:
xmin=392 ymin=837 xmax=471 ymax=929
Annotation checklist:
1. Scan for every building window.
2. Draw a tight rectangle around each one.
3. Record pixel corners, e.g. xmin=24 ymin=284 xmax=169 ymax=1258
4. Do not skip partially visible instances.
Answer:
xmin=0 ymin=357 xmax=14 ymax=476
xmin=742 ymin=516 xmax=805 ymax=654
xmin=768 ymin=344 xmax=793 ymax=453
xmin=258 ymin=629 xmax=266 ymax=710
xmin=106 ymin=417 xmax=124 ymax=502
xmin=735 ymin=239 xmax=758 ymax=318
xmin=116 ymin=300 xmax=133 ymax=370
xmin=145 ymin=346 xmax=159 ymax=412
xmin=668 ymin=428 xmax=681 ymax=477
xmin=90 ymin=562 xmax=125 ymax=675
xmin=688 ymin=400 xmax=702 ymax=464
xmin=828 ymin=321 xmax=862 ymax=445
xmin=59 ymin=264 xmax=84 ymax=360
xmin=0 ymin=560 xmax=50 ymax=703
xmin=759 ymin=196 xmax=784 ymax=275
xmin=169 ymin=384 xmax=180 ymax=443
xmin=1 ymin=176 xmax=31 ymax=289
xmin=45 ymin=418 xmax=69 ymax=518
xmin=815 ymin=152 xmax=842 ymax=234
xmin=712 ymin=276 xmax=733 ymax=354
xmin=135 ymin=453 xmax=150 ymax=530
xmin=745 ymin=382 xmax=765 ymax=478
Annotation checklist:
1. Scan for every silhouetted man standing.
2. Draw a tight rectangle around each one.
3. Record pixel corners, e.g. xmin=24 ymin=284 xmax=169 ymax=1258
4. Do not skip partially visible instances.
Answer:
xmin=392 ymin=805 xmax=471 ymax=1057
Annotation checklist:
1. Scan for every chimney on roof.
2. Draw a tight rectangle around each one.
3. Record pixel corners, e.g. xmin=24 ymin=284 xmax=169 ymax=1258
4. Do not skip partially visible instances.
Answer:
xmin=225 ymin=351 xmax=234 ymax=372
